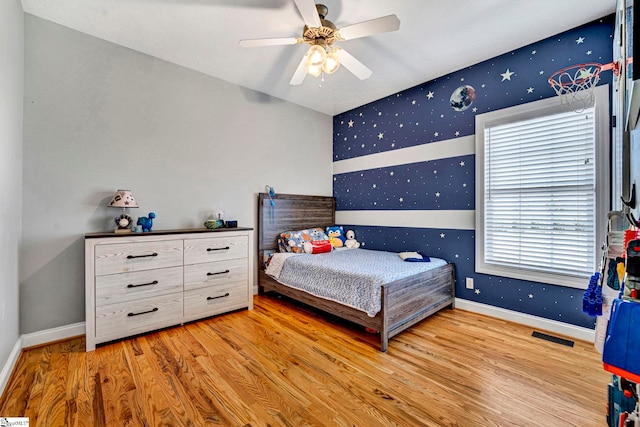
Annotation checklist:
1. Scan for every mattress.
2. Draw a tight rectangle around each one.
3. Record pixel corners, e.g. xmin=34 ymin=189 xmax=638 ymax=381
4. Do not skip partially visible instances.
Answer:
xmin=265 ymin=249 xmax=447 ymax=317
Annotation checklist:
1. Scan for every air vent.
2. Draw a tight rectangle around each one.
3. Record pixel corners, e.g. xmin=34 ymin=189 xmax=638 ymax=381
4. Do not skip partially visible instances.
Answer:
xmin=532 ymin=331 xmax=574 ymax=347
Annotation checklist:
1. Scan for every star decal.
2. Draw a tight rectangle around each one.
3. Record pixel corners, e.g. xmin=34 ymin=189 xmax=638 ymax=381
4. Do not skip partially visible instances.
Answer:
xmin=459 ymin=161 xmax=465 ymax=166
xmin=399 ymin=197 xmax=404 ymax=202
xmin=378 ymin=132 xmax=384 ymax=140
xmin=577 ymin=67 xmax=595 ymax=79
xmin=411 ymin=100 xmax=417 ymax=105
xmin=475 ymin=289 xmax=481 ymax=295
xmin=434 ymin=131 xmax=439 ymax=137
xmin=531 ymin=50 xmax=537 ymax=55
xmin=427 ymin=91 xmax=434 ymax=99
xmin=435 ymin=192 xmax=441 ymax=197
xmin=576 ymin=36 xmax=585 ymax=44
xmin=440 ymin=233 xmax=445 ymax=238
xmin=372 ymin=184 xmax=377 ymax=189
xmin=501 ymin=69 xmax=515 ymax=81
xmin=527 ymin=87 xmax=534 ymax=93
xmin=348 ymin=120 xmax=354 ymax=127
xmin=472 ymin=107 xmax=478 ymax=112
xmin=455 ymin=131 xmax=460 ymax=136
xmin=528 ymin=294 xmax=534 ymax=299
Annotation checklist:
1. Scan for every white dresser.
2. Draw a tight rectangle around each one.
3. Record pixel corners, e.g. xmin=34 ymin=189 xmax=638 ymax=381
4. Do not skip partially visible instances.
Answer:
xmin=85 ymin=227 xmax=253 ymax=351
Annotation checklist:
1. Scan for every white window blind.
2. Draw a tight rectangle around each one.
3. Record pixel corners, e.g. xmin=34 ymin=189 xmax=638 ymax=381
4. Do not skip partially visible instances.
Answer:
xmin=483 ymin=108 xmax=596 ymax=279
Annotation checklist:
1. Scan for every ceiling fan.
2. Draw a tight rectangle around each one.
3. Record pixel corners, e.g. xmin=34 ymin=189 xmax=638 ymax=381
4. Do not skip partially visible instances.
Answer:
xmin=239 ymin=0 xmax=400 ymax=85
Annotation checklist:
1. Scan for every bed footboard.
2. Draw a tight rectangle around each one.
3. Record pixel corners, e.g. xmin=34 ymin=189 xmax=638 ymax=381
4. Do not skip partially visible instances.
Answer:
xmin=381 ymin=263 xmax=455 ymax=351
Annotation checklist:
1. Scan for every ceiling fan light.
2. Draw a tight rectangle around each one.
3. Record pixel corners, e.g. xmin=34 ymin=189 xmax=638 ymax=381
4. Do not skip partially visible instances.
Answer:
xmin=323 ymin=53 xmax=340 ymax=74
xmin=305 ymin=62 xmax=323 ymax=77
xmin=306 ymin=45 xmax=327 ymax=66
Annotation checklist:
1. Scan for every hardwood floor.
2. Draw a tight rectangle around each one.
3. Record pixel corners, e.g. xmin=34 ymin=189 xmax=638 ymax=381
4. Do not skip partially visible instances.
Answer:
xmin=1 ymin=295 xmax=609 ymax=426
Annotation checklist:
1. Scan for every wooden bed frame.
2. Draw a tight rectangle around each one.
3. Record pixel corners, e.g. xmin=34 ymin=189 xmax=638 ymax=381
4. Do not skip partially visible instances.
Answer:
xmin=257 ymin=193 xmax=455 ymax=352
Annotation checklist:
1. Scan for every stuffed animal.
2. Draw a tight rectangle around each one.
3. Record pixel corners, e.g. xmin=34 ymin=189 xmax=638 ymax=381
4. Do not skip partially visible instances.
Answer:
xmin=326 ymin=226 xmax=345 ymax=248
xmin=137 ymin=212 xmax=156 ymax=232
xmin=345 ymin=229 xmax=360 ymax=249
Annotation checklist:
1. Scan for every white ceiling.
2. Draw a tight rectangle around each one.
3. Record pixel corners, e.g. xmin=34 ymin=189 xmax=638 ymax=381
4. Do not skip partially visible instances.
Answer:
xmin=21 ymin=0 xmax=616 ymax=116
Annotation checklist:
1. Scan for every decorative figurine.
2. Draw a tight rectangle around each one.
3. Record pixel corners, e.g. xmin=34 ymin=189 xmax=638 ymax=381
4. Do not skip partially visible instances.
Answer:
xmin=137 ymin=212 xmax=156 ymax=232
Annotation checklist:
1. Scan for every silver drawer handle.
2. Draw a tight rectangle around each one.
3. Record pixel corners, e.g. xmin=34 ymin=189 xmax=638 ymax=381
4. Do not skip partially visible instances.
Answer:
xmin=207 ymin=270 xmax=230 ymax=276
xmin=207 ymin=293 xmax=230 ymax=301
xmin=127 ymin=307 xmax=159 ymax=317
xmin=207 ymin=246 xmax=230 ymax=252
xmin=127 ymin=252 xmax=158 ymax=259
xmin=127 ymin=280 xmax=158 ymax=288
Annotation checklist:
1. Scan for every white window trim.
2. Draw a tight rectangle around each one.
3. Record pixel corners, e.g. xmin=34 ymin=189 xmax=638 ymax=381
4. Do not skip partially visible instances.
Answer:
xmin=475 ymin=85 xmax=610 ymax=289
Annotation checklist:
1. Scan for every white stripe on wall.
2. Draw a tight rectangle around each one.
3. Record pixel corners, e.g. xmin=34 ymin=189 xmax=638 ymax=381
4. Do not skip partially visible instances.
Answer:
xmin=333 ymin=135 xmax=475 ymax=175
xmin=336 ymin=210 xmax=475 ymax=230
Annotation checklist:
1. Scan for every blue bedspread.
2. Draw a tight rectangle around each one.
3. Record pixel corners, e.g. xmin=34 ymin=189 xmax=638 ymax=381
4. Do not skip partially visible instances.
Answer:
xmin=265 ymin=249 xmax=447 ymax=317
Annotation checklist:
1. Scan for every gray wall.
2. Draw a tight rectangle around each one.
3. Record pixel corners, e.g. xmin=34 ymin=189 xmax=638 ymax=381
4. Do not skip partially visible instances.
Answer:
xmin=21 ymin=15 xmax=333 ymax=334
xmin=0 ymin=0 xmax=24 ymax=376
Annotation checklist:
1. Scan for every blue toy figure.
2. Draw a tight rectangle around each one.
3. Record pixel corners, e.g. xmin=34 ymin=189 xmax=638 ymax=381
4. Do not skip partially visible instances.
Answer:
xmin=137 ymin=212 xmax=156 ymax=232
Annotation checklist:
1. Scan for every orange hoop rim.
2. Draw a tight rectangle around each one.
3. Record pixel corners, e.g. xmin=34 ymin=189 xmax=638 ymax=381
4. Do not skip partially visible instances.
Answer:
xmin=548 ymin=62 xmax=603 ymax=88
xmin=548 ymin=61 xmax=621 ymax=89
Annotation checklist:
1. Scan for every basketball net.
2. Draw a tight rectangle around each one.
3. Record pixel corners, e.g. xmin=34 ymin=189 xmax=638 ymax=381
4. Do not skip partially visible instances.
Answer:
xmin=548 ymin=63 xmax=602 ymax=113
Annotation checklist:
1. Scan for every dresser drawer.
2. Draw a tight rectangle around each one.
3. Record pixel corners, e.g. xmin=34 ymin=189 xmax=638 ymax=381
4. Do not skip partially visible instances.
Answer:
xmin=183 ymin=258 xmax=248 ymax=291
xmin=95 ymin=293 xmax=184 ymax=342
xmin=94 ymin=240 xmax=183 ymax=276
xmin=183 ymin=235 xmax=247 ymax=265
xmin=184 ymin=282 xmax=248 ymax=321
xmin=95 ymin=266 xmax=183 ymax=307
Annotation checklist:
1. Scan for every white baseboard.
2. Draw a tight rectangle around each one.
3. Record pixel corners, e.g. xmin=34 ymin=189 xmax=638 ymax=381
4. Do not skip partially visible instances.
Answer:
xmin=455 ymin=298 xmax=596 ymax=343
xmin=0 ymin=337 xmax=23 ymax=399
xmin=21 ymin=322 xmax=85 ymax=349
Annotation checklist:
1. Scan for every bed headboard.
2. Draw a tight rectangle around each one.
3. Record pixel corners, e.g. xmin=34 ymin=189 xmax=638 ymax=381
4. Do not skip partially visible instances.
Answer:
xmin=257 ymin=193 xmax=335 ymax=265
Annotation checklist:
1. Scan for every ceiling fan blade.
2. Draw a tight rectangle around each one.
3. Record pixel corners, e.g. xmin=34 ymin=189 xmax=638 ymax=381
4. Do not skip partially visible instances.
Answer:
xmin=289 ymin=55 xmax=307 ymax=85
xmin=338 ymin=14 xmax=400 ymax=40
xmin=239 ymin=37 xmax=300 ymax=47
xmin=335 ymin=48 xmax=372 ymax=80
xmin=293 ymin=0 xmax=321 ymax=28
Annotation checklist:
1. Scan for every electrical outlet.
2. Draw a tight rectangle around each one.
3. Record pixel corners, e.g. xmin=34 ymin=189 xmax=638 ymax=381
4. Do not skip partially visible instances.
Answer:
xmin=465 ymin=277 xmax=474 ymax=289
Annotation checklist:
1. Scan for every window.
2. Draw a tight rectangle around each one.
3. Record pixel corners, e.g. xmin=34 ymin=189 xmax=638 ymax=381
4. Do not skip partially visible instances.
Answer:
xmin=475 ymin=85 xmax=609 ymax=288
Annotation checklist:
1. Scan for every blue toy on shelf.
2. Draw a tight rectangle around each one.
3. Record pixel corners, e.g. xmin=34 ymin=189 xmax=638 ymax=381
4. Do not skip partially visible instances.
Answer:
xmin=603 ymin=298 xmax=640 ymax=383
xmin=582 ymin=272 xmax=603 ymax=316
xmin=137 ymin=212 xmax=156 ymax=232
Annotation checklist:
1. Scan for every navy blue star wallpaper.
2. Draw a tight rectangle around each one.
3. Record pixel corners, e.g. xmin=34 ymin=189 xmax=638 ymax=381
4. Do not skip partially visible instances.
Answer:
xmin=333 ymin=16 xmax=614 ymax=329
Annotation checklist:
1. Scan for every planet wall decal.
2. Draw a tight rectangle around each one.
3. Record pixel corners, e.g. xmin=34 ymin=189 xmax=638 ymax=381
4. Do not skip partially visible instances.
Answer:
xmin=450 ymin=85 xmax=476 ymax=111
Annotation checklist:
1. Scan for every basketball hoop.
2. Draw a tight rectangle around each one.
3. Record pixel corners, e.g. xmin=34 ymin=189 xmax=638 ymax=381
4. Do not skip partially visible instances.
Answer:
xmin=548 ymin=61 xmax=619 ymax=113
